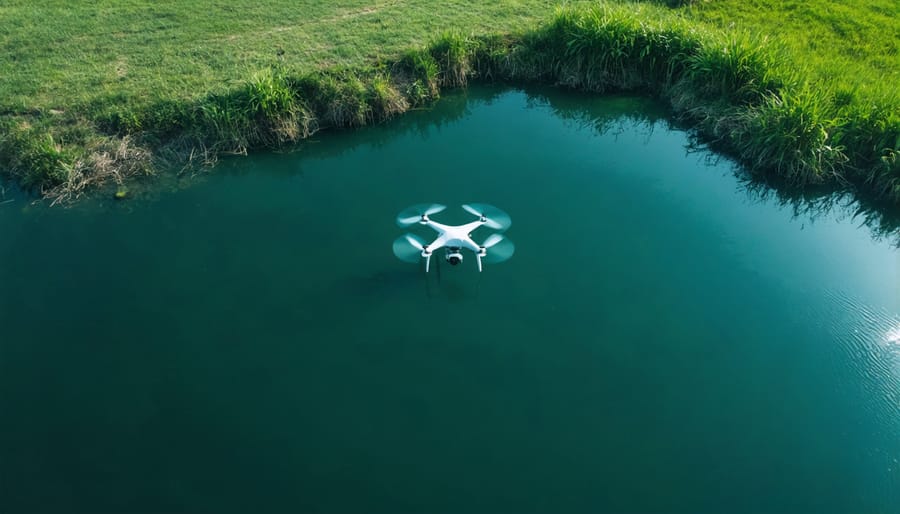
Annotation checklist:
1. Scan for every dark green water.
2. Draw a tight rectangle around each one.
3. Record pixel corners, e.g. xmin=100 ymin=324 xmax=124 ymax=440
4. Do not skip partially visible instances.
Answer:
xmin=1 ymin=86 xmax=899 ymax=513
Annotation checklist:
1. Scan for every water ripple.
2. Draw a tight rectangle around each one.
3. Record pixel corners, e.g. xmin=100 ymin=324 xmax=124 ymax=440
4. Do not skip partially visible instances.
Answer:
xmin=815 ymin=288 xmax=900 ymax=506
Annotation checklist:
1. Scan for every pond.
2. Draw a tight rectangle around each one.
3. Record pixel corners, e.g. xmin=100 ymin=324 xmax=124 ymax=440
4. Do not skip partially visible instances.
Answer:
xmin=1 ymin=86 xmax=898 ymax=513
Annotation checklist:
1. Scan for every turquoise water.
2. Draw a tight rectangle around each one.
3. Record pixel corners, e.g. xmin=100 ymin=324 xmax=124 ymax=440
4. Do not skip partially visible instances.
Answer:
xmin=1 ymin=86 xmax=898 ymax=513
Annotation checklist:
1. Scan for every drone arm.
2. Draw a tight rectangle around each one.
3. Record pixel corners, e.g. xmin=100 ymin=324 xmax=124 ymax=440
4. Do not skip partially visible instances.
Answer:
xmin=425 ymin=220 xmax=452 ymax=234
xmin=460 ymin=220 xmax=485 ymax=233
xmin=460 ymin=236 xmax=482 ymax=254
xmin=421 ymin=234 xmax=448 ymax=273
xmin=425 ymin=234 xmax=448 ymax=253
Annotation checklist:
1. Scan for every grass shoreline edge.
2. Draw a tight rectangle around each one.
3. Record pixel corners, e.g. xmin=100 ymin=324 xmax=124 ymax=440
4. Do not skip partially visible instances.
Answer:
xmin=1 ymin=5 xmax=897 ymax=212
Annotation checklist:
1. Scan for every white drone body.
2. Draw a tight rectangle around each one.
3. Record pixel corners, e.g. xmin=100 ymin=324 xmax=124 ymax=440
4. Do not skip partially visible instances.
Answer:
xmin=411 ymin=217 xmax=491 ymax=273
xmin=393 ymin=204 xmax=515 ymax=273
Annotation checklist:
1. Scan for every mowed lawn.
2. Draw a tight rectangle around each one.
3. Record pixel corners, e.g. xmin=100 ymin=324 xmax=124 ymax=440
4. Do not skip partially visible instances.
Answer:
xmin=0 ymin=0 xmax=897 ymax=116
xmin=0 ymin=0 xmax=590 ymax=113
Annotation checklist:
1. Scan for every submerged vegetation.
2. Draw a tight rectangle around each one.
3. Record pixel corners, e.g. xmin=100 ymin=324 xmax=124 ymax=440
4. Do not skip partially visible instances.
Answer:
xmin=0 ymin=1 xmax=897 ymax=211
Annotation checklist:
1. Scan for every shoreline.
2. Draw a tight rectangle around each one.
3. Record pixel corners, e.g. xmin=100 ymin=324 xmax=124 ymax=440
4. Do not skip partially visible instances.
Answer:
xmin=1 ymin=5 xmax=897 ymax=213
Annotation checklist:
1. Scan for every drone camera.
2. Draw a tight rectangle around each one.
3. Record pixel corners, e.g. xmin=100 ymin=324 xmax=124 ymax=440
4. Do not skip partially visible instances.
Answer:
xmin=446 ymin=251 xmax=463 ymax=265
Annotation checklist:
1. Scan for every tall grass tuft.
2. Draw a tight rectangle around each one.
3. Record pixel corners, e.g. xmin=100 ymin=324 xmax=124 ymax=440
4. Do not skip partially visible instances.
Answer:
xmin=245 ymin=67 xmax=314 ymax=144
xmin=543 ymin=5 xmax=701 ymax=92
xmin=367 ymin=73 xmax=409 ymax=120
xmin=0 ymin=124 xmax=73 ymax=190
xmin=685 ymin=34 xmax=787 ymax=104
xmin=733 ymin=87 xmax=847 ymax=185
xmin=833 ymin=100 xmax=900 ymax=198
xmin=246 ymin=67 xmax=296 ymax=123
xmin=429 ymin=32 xmax=476 ymax=88
xmin=399 ymin=49 xmax=440 ymax=104
xmin=296 ymin=71 xmax=371 ymax=128
xmin=196 ymin=92 xmax=256 ymax=154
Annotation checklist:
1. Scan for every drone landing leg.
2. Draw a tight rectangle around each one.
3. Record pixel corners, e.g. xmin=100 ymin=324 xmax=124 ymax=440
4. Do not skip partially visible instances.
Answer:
xmin=423 ymin=258 xmax=433 ymax=299
xmin=474 ymin=266 xmax=482 ymax=299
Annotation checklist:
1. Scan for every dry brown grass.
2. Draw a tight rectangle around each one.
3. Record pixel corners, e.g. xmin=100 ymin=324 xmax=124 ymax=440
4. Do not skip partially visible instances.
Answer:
xmin=45 ymin=136 xmax=153 ymax=205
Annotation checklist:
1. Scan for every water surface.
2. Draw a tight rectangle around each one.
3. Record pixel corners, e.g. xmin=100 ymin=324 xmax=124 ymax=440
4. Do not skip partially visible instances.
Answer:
xmin=1 ymin=86 xmax=898 ymax=513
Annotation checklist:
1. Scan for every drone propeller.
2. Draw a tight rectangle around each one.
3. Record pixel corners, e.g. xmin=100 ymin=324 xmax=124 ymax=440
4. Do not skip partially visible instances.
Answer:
xmin=396 ymin=203 xmax=446 ymax=227
xmin=392 ymin=233 xmax=429 ymax=263
xmin=462 ymin=203 xmax=512 ymax=231
xmin=480 ymin=233 xmax=515 ymax=264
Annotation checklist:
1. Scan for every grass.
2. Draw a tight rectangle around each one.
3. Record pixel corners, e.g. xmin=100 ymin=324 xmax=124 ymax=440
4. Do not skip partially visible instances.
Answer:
xmin=675 ymin=0 xmax=900 ymax=195
xmin=0 ymin=1 xmax=575 ymax=114
xmin=681 ymin=0 xmax=899 ymax=103
xmin=0 ymin=0 xmax=897 ymax=210
xmin=0 ymin=0 xmax=591 ymax=199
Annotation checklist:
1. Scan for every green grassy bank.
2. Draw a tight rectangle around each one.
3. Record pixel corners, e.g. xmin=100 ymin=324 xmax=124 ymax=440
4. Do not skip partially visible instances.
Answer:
xmin=0 ymin=1 xmax=897 ymax=207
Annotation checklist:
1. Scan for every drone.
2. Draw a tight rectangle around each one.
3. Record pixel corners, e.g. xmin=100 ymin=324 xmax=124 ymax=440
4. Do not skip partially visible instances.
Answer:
xmin=392 ymin=203 xmax=515 ymax=272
